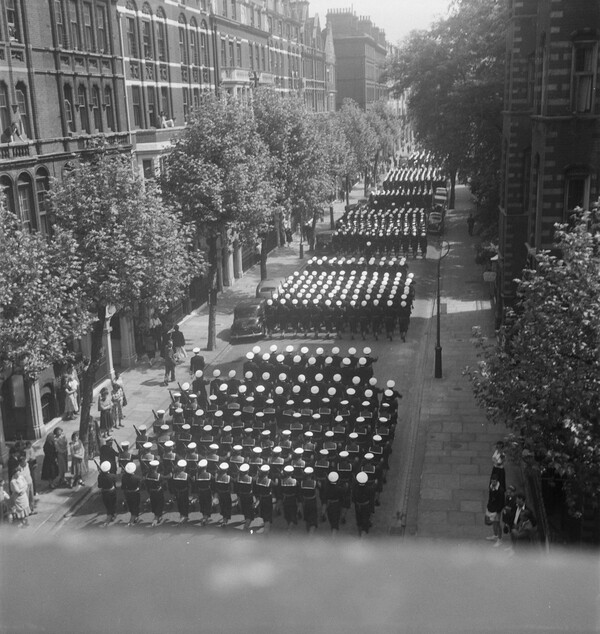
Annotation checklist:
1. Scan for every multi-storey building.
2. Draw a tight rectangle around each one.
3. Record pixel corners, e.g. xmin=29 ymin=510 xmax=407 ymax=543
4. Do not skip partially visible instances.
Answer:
xmin=0 ymin=0 xmax=337 ymax=452
xmin=498 ymin=0 xmax=600 ymax=320
xmin=326 ymin=8 xmax=388 ymax=110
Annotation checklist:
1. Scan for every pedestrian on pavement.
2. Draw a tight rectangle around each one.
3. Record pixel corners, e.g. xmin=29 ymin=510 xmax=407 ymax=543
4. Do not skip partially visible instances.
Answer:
xmin=54 ymin=427 xmax=69 ymax=488
xmin=162 ymin=340 xmax=176 ymax=386
xmin=86 ymin=415 xmax=101 ymax=460
xmin=98 ymin=460 xmax=117 ymax=526
xmin=41 ymin=433 xmax=59 ymax=489
xmin=171 ymin=324 xmax=187 ymax=363
xmin=485 ymin=474 xmax=505 ymax=546
xmin=149 ymin=313 xmax=163 ymax=354
xmin=114 ymin=372 xmax=127 ymax=413
xmin=98 ymin=387 xmax=114 ymax=433
xmin=69 ymin=431 xmax=85 ymax=487
xmin=111 ymin=381 xmax=125 ymax=428
xmin=143 ymin=327 xmax=157 ymax=366
xmin=467 ymin=213 xmax=475 ymax=236
xmin=7 ymin=444 xmax=21 ymax=481
xmin=9 ymin=465 xmax=30 ymax=528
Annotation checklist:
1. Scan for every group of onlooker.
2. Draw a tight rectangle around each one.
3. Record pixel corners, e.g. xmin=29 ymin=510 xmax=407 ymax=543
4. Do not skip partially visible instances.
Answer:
xmin=1 ymin=440 xmax=37 ymax=527
xmin=485 ymin=441 xmax=537 ymax=553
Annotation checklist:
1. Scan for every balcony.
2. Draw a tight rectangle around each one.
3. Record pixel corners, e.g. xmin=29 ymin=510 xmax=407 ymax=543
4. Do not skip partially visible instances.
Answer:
xmin=220 ymin=67 xmax=252 ymax=84
xmin=0 ymin=142 xmax=32 ymax=161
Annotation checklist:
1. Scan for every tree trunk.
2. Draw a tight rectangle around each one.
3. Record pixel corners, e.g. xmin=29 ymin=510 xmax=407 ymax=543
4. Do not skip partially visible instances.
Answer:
xmin=364 ymin=167 xmax=369 ymax=198
xmin=373 ymin=150 xmax=380 ymax=190
xmin=78 ymin=307 xmax=105 ymax=450
xmin=260 ymin=236 xmax=268 ymax=280
xmin=449 ymin=169 xmax=457 ymax=209
xmin=206 ymin=235 xmax=218 ymax=351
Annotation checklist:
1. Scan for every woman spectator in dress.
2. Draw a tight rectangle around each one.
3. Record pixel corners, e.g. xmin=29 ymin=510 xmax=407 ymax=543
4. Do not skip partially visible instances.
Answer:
xmin=41 ymin=432 xmax=59 ymax=490
xmin=69 ymin=431 xmax=85 ymax=487
xmin=98 ymin=387 xmax=114 ymax=434
xmin=63 ymin=370 xmax=80 ymax=421
xmin=54 ymin=427 xmax=69 ymax=488
xmin=10 ymin=465 xmax=31 ymax=528
xmin=111 ymin=381 xmax=125 ymax=428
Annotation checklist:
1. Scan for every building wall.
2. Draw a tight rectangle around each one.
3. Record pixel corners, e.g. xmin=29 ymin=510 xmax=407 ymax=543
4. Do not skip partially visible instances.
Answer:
xmin=499 ymin=0 xmax=600 ymax=317
xmin=326 ymin=8 xmax=388 ymax=110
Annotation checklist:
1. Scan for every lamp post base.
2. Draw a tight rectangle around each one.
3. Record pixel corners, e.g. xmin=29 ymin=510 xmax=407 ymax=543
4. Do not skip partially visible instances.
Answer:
xmin=434 ymin=345 xmax=443 ymax=378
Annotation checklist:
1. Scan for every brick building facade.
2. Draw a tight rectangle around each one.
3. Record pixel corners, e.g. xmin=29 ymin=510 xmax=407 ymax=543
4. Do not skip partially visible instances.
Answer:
xmin=0 ymin=0 xmax=343 ymax=449
xmin=499 ymin=0 xmax=600 ymax=319
xmin=326 ymin=8 xmax=388 ymax=111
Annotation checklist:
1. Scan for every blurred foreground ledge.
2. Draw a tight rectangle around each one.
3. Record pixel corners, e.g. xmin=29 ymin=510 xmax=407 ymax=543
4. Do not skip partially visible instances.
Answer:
xmin=1 ymin=534 xmax=598 ymax=633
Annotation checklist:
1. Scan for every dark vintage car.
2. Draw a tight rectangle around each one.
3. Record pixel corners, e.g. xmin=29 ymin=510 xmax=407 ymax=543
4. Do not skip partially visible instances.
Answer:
xmin=230 ymin=299 xmax=266 ymax=341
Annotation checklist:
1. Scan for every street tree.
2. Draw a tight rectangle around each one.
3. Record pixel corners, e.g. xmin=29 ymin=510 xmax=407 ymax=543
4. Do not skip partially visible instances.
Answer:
xmin=252 ymin=88 xmax=333 ymax=256
xmin=161 ymin=94 xmax=275 ymax=348
xmin=335 ymin=99 xmax=378 ymax=197
xmin=0 ymin=200 xmax=90 ymax=398
xmin=465 ymin=215 xmax=600 ymax=512
xmin=366 ymin=101 xmax=401 ymax=188
xmin=49 ymin=151 xmax=196 ymax=447
xmin=387 ymin=0 xmax=506 ymax=211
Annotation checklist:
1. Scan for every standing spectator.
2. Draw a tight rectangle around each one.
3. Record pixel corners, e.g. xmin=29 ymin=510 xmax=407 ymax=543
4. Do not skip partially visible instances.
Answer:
xmin=23 ymin=441 xmax=38 ymax=498
xmin=189 ymin=347 xmax=205 ymax=376
xmin=485 ymin=474 xmax=505 ymax=546
xmin=143 ymin=327 xmax=157 ymax=366
xmin=510 ymin=509 xmax=537 ymax=549
xmin=69 ymin=431 xmax=85 ymax=487
xmin=41 ymin=432 xmax=59 ymax=490
xmin=111 ymin=381 xmax=125 ymax=428
xmin=149 ymin=313 xmax=163 ymax=354
xmin=63 ymin=369 xmax=80 ymax=420
xmin=10 ymin=465 xmax=30 ymax=528
xmin=162 ymin=340 xmax=176 ymax=386
xmin=171 ymin=325 xmax=187 ymax=363
xmin=114 ymin=372 xmax=127 ymax=414
xmin=7 ymin=444 xmax=21 ymax=481
xmin=18 ymin=454 xmax=35 ymax=512
xmin=54 ymin=427 xmax=69 ymax=487
xmin=98 ymin=387 xmax=114 ymax=433
xmin=490 ymin=441 xmax=506 ymax=490
xmin=467 ymin=213 xmax=475 ymax=236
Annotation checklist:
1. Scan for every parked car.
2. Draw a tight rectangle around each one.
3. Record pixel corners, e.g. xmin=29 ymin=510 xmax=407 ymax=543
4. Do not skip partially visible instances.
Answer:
xmin=230 ymin=299 xmax=266 ymax=341
xmin=256 ymin=278 xmax=284 ymax=299
xmin=428 ymin=209 xmax=445 ymax=234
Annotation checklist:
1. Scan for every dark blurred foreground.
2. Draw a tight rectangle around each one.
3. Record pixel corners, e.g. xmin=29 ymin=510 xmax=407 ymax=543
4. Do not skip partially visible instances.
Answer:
xmin=1 ymin=533 xmax=598 ymax=633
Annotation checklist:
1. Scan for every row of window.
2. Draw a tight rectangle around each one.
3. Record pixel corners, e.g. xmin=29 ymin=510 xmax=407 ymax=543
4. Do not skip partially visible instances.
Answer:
xmin=131 ymin=84 xmax=210 ymax=128
xmin=63 ymin=84 xmax=116 ymax=134
xmin=1 ymin=168 xmax=50 ymax=235
xmin=0 ymin=82 xmax=32 ymax=140
xmin=125 ymin=8 xmax=211 ymax=67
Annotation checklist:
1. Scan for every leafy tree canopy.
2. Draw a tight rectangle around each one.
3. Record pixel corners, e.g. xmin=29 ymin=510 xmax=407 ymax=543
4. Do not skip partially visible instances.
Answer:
xmin=0 ymin=201 xmax=91 ymax=378
xmin=388 ymin=0 xmax=506 ymax=211
xmin=466 ymin=216 xmax=600 ymax=511
xmin=161 ymin=94 xmax=275 ymax=245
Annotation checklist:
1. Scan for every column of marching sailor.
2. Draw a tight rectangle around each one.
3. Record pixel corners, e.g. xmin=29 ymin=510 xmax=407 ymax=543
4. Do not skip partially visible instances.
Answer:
xmin=97 ymin=344 xmax=403 ymax=537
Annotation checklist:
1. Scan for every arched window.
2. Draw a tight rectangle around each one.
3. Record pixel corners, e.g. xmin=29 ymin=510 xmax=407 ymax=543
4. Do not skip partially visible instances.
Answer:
xmin=92 ymin=85 xmax=102 ymax=131
xmin=104 ymin=86 xmax=114 ymax=131
xmin=78 ymin=85 xmax=90 ymax=133
xmin=35 ymin=167 xmax=50 ymax=236
xmin=200 ymin=22 xmax=209 ymax=66
xmin=15 ymin=83 xmax=31 ymax=139
xmin=17 ymin=172 xmax=36 ymax=231
xmin=0 ymin=82 xmax=10 ymax=133
xmin=64 ymin=84 xmax=75 ymax=132
xmin=156 ymin=8 xmax=167 ymax=61
xmin=142 ymin=3 xmax=153 ymax=59
xmin=178 ymin=15 xmax=188 ymax=65
xmin=0 ymin=175 xmax=15 ymax=214
xmin=190 ymin=18 xmax=199 ymax=66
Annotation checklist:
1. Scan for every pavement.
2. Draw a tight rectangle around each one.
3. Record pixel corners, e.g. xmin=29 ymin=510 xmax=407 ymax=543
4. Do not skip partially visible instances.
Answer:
xmin=4 ymin=182 xmax=525 ymax=544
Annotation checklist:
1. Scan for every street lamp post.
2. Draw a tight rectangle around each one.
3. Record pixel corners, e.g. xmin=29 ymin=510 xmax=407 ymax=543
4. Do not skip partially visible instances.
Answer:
xmin=434 ymin=240 xmax=450 ymax=379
